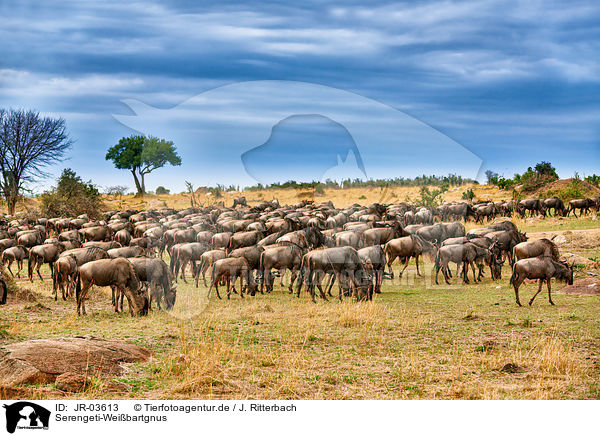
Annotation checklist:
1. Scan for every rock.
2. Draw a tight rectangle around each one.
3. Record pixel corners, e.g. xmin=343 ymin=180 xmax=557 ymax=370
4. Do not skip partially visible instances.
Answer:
xmin=0 ymin=336 xmax=152 ymax=386
xmin=560 ymin=253 xmax=598 ymax=268
xmin=101 ymin=380 xmax=130 ymax=392
xmin=55 ymin=372 xmax=90 ymax=392
xmin=552 ymin=234 xmax=568 ymax=244
xmin=148 ymin=199 xmax=167 ymax=209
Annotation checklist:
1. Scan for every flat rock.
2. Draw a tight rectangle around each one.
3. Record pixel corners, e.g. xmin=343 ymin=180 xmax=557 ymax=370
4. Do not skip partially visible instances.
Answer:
xmin=0 ymin=335 xmax=151 ymax=386
xmin=55 ymin=372 xmax=90 ymax=392
xmin=559 ymin=252 xmax=598 ymax=268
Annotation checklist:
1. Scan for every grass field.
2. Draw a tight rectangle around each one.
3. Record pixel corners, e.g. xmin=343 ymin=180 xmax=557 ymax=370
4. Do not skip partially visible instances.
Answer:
xmin=1 ymin=214 xmax=599 ymax=400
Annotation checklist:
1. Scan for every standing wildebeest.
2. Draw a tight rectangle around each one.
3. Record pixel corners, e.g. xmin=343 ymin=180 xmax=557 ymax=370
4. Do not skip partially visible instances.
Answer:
xmin=357 ymin=245 xmax=387 ymax=294
xmin=59 ymin=246 xmax=110 ymax=266
xmin=196 ymin=249 xmax=227 ymax=287
xmin=384 ymin=235 xmax=437 ymax=278
xmin=233 ymin=196 xmax=247 ymax=208
xmin=76 ymin=258 xmax=149 ymax=316
xmin=485 ymin=230 xmax=527 ymax=266
xmin=474 ymin=203 xmax=496 ymax=223
xmin=107 ymin=246 xmax=145 ymax=259
xmin=52 ymin=255 xmax=78 ymax=301
xmin=567 ymin=198 xmax=594 ymax=217
xmin=1 ymin=246 xmax=28 ymax=277
xmin=16 ymin=230 xmax=44 ymax=248
xmin=114 ymin=229 xmax=132 ymax=246
xmin=170 ymin=242 xmax=209 ymax=282
xmin=518 ymin=198 xmax=546 ymax=218
xmin=82 ymin=241 xmax=122 ymax=250
xmin=513 ymin=239 xmax=560 ymax=262
xmin=228 ymin=230 xmax=263 ymax=251
xmin=129 ymin=257 xmax=177 ymax=310
xmin=296 ymin=246 xmax=373 ymax=302
xmin=510 ymin=257 xmax=573 ymax=306
xmin=543 ymin=197 xmax=566 ymax=217
xmin=434 ymin=243 xmax=499 ymax=285
xmin=208 ymin=257 xmax=257 ymax=299
xmin=81 ymin=225 xmax=112 ymax=242
xmin=259 ymin=244 xmax=304 ymax=293
xmin=211 ymin=232 xmax=232 ymax=249
xmin=28 ymin=242 xmax=65 ymax=282
xmin=0 ymin=238 xmax=17 ymax=255
xmin=334 ymin=230 xmax=363 ymax=249
xmin=0 ymin=276 xmax=7 ymax=305
xmin=362 ymin=222 xmax=404 ymax=247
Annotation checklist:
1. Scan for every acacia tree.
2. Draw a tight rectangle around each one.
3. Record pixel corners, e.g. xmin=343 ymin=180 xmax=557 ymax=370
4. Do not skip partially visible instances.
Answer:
xmin=0 ymin=109 xmax=72 ymax=215
xmin=105 ymin=135 xmax=181 ymax=195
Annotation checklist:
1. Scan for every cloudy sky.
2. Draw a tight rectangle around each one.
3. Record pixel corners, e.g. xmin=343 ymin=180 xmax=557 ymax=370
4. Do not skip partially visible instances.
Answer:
xmin=1 ymin=0 xmax=598 ymax=193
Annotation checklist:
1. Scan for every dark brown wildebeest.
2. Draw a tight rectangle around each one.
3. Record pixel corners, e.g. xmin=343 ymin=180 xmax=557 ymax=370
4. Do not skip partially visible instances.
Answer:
xmin=434 ymin=243 xmax=499 ymax=285
xmin=228 ymin=245 xmax=263 ymax=277
xmin=107 ymin=246 xmax=145 ymax=259
xmin=567 ymin=198 xmax=594 ymax=217
xmin=441 ymin=236 xmax=502 ymax=280
xmin=114 ymin=229 xmax=132 ymax=246
xmin=170 ymin=242 xmax=209 ymax=282
xmin=296 ymin=246 xmax=373 ymax=302
xmin=485 ymin=230 xmax=527 ymax=266
xmin=52 ymin=255 xmax=78 ymax=300
xmin=58 ymin=229 xmax=81 ymax=243
xmin=27 ymin=242 xmax=65 ymax=281
xmin=474 ymin=203 xmax=496 ymax=223
xmin=228 ymin=230 xmax=264 ymax=251
xmin=211 ymin=232 xmax=232 ymax=249
xmin=543 ymin=197 xmax=566 ymax=217
xmin=513 ymin=239 xmax=560 ymax=262
xmin=0 ymin=276 xmax=7 ymax=305
xmin=196 ymin=249 xmax=227 ymax=287
xmin=75 ymin=258 xmax=149 ymax=316
xmin=208 ymin=257 xmax=257 ymax=299
xmin=0 ymin=238 xmax=17 ymax=255
xmin=257 ymin=230 xmax=289 ymax=248
xmin=1 ymin=245 xmax=28 ymax=277
xmin=173 ymin=228 xmax=196 ymax=244
xmin=195 ymin=231 xmax=214 ymax=244
xmin=510 ymin=257 xmax=573 ymax=306
xmin=384 ymin=235 xmax=437 ymax=278
xmin=83 ymin=241 xmax=122 ymax=250
xmin=277 ymin=227 xmax=325 ymax=249
xmin=60 ymin=246 xmax=110 ymax=266
xmin=128 ymin=257 xmax=177 ymax=310
xmin=16 ymin=230 xmax=44 ymax=248
xmin=81 ymin=225 xmax=112 ymax=242
xmin=518 ymin=198 xmax=546 ymax=218
xmin=362 ymin=222 xmax=404 ymax=247
xmin=357 ymin=245 xmax=387 ymax=294
xmin=259 ymin=244 xmax=304 ymax=293
xmin=233 ymin=196 xmax=247 ymax=208
xmin=334 ymin=230 xmax=363 ymax=249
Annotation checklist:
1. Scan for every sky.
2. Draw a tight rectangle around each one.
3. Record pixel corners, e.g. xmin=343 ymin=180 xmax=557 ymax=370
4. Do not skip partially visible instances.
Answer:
xmin=0 ymin=0 xmax=598 ymax=193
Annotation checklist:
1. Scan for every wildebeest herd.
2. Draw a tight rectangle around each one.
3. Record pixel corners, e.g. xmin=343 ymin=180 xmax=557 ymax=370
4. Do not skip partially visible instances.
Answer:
xmin=0 ymin=193 xmax=593 ymax=314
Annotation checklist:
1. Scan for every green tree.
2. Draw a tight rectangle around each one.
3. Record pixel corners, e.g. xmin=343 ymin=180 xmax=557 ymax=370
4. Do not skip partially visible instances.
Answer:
xmin=39 ymin=168 xmax=103 ymax=218
xmin=534 ymin=161 xmax=558 ymax=179
xmin=105 ymin=135 xmax=181 ymax=195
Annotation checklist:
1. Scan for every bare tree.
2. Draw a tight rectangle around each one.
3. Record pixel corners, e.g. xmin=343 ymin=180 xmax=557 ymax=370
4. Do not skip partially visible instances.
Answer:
xmin=0 ymin=109 xmax=72 ymax=215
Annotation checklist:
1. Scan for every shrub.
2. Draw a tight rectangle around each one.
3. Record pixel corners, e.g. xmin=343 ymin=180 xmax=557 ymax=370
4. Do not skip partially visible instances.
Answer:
xmin=155 ymin=186 xmax=170 ymax=195
xmin=462 ymin=188 xmax=475 ymax=201
xmin=39 ymin=169 xmax=104 ymax=219
xmin=416 ymin=184 xmax=448 ymax=207
xmin=105 ymin=185 xmax=128 ymax=196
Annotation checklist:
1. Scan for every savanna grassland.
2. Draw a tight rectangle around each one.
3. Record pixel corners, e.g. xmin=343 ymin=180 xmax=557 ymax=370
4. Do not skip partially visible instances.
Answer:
xmin=1 ymin=187 xmax=599 ymax=400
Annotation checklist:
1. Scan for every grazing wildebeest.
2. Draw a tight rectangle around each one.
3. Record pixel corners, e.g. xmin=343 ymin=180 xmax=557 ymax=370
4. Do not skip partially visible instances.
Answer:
xmin=129 ymin=257 xmax=177 ymax=310
xmin=0 ymin=238 xmax=17 ymax=255
xmin=76 ymin=257 xmax=149 ymax=316
xmin=513 ymin=239 xmax=560 ymax=262
xmin=233 ymin=196 xmax=247 ymax=208
xmin=543 ymin=197 xmax=566 ymax=217
xmin=170 ymin=242 xmax=209 ymax=282
xmin=296 ymin=247 xmax=372 ymax=302
xmin=211 ymin=232 xmax=232 ymax=249
xmin=52 ymin=255 xmax=78 ymax=301
xmin=107 ymin=246 xmax=145 ymax=259
xmin=259 ymin=244 xmax=304 ymax=293
xmin=114 ymin=229 xmax=132 ymax=246
xmin=518 ymin=198 xmax=546 ymax=218
xmin=27 ymin=242 xmax=65 ymax=282
xmin=81 ymin=225 xmax=112 ymax=242
xmin=384 ymin=235 xmax=437 ymax=278
xmin=196 ymin=249 xmax=227 ymax=287
xmin=485 ymin=230 xmax=527 ymax=266
xmin=59 ymin=246 xmax=110 ymax=266
xmin=434 ymin=243 xmax=499 ymax=285
xmin=208 ymin=257 xmax=257 ymax=299
xmin=357 ymin=245 xmax=387 ymax=294
xmin=510 ymin=257 xmax=573 ymax=306
xmin=567 ymin=198 xmax=594 ymax=217
xmin=83 ymin=241 xmax=122 ymax=250
xmin=1 ymin=245 xmax=28 ymax=277
xmin=16 ymin=230 xmax=44 ymax=248
xmin=474 ymin=203 xmax=496 ymax=223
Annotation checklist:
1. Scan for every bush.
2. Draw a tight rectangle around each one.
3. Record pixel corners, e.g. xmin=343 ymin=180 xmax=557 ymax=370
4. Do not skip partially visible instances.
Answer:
xmin=39 ymin=169 xmax=104 ymax=219
xmin=462 ymin=188 xmax=475 ymax=201
xmin=155 ymin=186 xmax=170 ymax=195
xmin=416 ymin=184 xmax=448 ymax=207
xmin=105 ymin=185 xmax=128 ymax=196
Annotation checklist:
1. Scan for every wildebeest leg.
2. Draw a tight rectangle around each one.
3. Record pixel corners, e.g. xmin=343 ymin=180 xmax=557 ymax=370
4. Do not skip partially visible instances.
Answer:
xmin=529 ymin=279 xmax=544 ymax=306
xmin=289 ymin=269 xmax=299 ymax=293
xmin=547 ymin=278 xmax=554 ymax=305
xmin=399 ymin=257 xmax=410 ymax=277
xmin=315 ymin=271 xmax=329 ymax=301
xmin=326 ymin=273 xmax=336 ymax=297
xmin=470 ymin=261 xmax=479 ymax=282
xmin=226 ymin=276 xmax=232 ymax=299
xmin=279 ymin=268 xmax=285 ymax=287
xmin=306 ymin=270 xmax=317 ymax=303
xmin=180 ymin=259 xmax=188 ymax=283
xmin=512 ymin=273 xmax=523 ymax=306
xmin=415 ymin=255 xmax=421 ymax=276
xmin=462 ymin=262 xmax=470 ymax=284
xmin=376 ymin=268 xmax=383 ymax=293
xmin=36 ymin=262 xmax=44 ymax=281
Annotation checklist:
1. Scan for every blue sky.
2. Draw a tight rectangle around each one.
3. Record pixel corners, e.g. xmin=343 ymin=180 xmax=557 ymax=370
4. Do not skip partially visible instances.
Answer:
xmin=1 ymin=0 xmax=598 ymax=193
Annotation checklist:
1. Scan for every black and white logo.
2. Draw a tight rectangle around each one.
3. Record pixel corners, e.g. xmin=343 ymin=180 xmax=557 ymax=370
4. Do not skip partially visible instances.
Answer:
xmin=3 ymin=402 xmax=50 ymax=433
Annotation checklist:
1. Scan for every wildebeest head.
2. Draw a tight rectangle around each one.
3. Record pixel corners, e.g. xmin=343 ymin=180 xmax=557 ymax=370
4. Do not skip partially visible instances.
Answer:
xmin=165 ymin=285 xmax=177 ymax=310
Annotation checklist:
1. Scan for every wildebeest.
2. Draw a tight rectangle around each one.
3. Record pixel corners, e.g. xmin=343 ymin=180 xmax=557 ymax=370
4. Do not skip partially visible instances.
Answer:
xmin=52 ymin=255 xmax=78 ymax=301
xmin=16 ymin=230 xmax=44 ymax=248
xmin=518 ymin=198 xmax=546 ymax=218
xmin=357 ymin=245 xmax=387 ymax=294
xmin=259 ymin=244 xmax=304 ymax=293
xmin=76 ymin=257 xmax=149 ymax=316
xmin=196 ymin=249 xmax=227 ymax=287
xmin=0 ymin=276 xmax=7 ymax=305
xmin=510 ymin=257 xmax=573 ymax=306
xmin=81 ymin=225 xmax=112 ymax=242
xmin=128 ymin=257 xmax=177 ymax=310
xmin=1 ymin=245 xmax=29 ymax=277
xmin=384 ymin=235 xmax=437 ymax=278
xmin=434 ymin=243 xmax=500 ymax=284
xmin=83 ymin=240 xmax=122 ymax=250
xmin=228 ymin=230 xmax=264 ymax=251
xmin=27 ymin=242 xmax=65 ymax=282
xmin=567 ymin=198 xmax=594 ymax=217
xmin=233 ymin=196 xmax=247 ymax=208
xmin=211 ymin=232 xmax=232 ymax=249
xmin=334 ymin=230 xmax=363 ymax=249
xmin=208 ymin=257 xmax=257 ymax=299
xmin=485 ymin=230 xmax=527 ymax=266
xmin=513 ymin=239 xmax=560 ymax=262
xmin=60 ymin=246 xmax=110 ymax=266
xmin=543 ymin=197 xmax=566 ymax=217
xmin=362 ymin=222 xmax=404 ymax=247
xmin=107 ymin=246 xmax=145 ymax=259
xmin=170 ymin=242 xmax=209 ymax=282
xmin=296 ymin=247 xmax=373 ymax=302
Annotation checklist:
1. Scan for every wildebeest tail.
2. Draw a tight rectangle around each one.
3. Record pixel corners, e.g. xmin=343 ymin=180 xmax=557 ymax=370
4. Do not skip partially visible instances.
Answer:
xmin=75 ymin=271 xmax=81 ymax=302
xmin=27 ymin=252 xmax=34 ymax=281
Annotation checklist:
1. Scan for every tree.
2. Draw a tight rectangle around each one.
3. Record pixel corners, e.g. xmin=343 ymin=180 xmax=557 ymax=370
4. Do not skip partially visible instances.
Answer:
xmin=485 ymin=170 xmax=499 ymax=185
xmin=105 ymin=135 xmax=181 ymax=195
xmin=39 ymin=168 xmax=103 ymax=218
xmin=534 ymin=161 xmax=558 ymax=179
xmin=0 ymin=109 xmax=72 ymax=215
